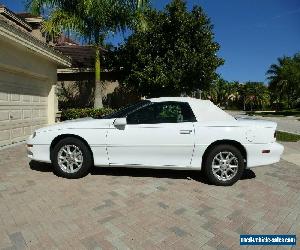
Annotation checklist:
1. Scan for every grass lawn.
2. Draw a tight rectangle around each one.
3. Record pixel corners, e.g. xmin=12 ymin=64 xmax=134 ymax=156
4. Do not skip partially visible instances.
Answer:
xmin=247 ymin=110 xmax=300 ymax=117
xmin=276 ymin=131 xmax=300 ymax=142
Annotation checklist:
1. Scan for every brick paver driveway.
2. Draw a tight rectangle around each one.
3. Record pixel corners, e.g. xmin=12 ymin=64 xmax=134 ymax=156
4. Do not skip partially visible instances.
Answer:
xmin=0 ymin=144 xmax=299 ymax=250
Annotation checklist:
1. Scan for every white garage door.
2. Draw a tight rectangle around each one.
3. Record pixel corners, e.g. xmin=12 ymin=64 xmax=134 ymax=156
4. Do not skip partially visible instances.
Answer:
xmin=0 ymin=70 xmax=49 ymax=147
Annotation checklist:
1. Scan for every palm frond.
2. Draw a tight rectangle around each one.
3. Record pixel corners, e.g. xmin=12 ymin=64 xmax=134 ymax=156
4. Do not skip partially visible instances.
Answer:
xmin=26 ymin=0 xmax=60 ymax=15
xmin=42 ymin=9 xmax=86 ymax=37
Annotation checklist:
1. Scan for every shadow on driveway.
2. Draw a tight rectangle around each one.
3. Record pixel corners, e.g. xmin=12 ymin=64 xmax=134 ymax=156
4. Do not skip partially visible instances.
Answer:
xmin=29 ymin=160 xmax=256 ymax=184
xmin=29 ymin=160 xmax=52 ymax=172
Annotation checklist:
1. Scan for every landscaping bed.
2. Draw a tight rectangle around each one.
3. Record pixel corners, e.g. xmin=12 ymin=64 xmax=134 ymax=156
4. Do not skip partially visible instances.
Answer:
xmin=247 ymin=110 xmax=300 ymax=117
xmin=276 ymin=131 xmax=300 ymax=142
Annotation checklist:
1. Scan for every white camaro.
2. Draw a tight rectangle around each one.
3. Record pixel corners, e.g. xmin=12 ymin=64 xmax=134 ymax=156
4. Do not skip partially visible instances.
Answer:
xmin=27 ymin=97 xmax=284 ymax=185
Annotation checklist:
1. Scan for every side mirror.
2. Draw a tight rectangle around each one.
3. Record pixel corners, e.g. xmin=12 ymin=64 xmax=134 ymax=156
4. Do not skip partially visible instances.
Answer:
xmin=114 ymin=117 xmax=127 ymax=128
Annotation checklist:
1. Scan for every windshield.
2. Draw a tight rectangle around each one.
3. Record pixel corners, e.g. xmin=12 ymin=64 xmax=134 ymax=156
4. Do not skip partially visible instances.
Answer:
xmin=102 ymin=100 xmax=151 ymax=119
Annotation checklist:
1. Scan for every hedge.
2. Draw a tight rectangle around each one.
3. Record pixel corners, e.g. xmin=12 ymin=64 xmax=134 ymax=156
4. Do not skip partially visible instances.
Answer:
xmin=60 ymin=108 xmax=115 ymax=121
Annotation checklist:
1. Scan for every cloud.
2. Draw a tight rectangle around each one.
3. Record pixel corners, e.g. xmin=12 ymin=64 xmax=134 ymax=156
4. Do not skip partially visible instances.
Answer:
xmin=272 ymin=7 xmax=300 ymax=19
xmin=255 ymin=7 xmax=300 ymax=29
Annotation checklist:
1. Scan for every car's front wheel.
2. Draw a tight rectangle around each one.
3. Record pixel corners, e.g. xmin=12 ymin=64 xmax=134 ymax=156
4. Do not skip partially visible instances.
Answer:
xmin=52 ymin=137 xmax=93 ymax=179
xmin=203 ymin=144 xmax=245 ymax=186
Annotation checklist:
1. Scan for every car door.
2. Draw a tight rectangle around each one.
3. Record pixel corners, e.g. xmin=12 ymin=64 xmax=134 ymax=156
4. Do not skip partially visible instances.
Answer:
xmin=106 ymin=101 xmax=196 ymax=167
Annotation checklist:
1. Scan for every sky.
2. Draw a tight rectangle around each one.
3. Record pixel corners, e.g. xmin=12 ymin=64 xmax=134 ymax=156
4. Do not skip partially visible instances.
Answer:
xmin=1 ymin=0 xmax=299 ymax=83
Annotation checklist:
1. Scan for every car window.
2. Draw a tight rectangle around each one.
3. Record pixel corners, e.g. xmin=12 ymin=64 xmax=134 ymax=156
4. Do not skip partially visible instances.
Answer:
xmin=101 ymin=100 xmax=150 ymax=119
xmin=127 ymin=102 xmax=196 ymax=124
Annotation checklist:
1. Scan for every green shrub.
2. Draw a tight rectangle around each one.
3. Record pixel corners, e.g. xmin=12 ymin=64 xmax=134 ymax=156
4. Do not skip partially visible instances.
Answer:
xmin=61 ymin=108 xmax=115 ymax=121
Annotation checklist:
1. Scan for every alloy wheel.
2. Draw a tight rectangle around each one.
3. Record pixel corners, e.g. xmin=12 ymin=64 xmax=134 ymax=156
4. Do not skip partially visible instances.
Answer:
xmin=57 ymin=145 xmax=83 ymax=173
xmin=212 ymin=151 xmax=239 ymax=181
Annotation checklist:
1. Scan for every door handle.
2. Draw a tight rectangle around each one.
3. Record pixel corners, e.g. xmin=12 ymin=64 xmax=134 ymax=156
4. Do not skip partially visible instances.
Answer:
xmin=180 ymin=130 xmax=192 ymax=134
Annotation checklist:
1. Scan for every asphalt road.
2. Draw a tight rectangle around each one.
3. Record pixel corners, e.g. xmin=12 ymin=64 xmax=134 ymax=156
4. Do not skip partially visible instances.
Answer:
xmin=226 ymin=111 xmax=300 ymax=135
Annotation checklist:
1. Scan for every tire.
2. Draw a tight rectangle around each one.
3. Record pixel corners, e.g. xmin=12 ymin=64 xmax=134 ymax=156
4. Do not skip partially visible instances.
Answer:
xmin=52 ymin=137 xmax=93 ymax=179
xmin=203 ymin=144 xmax=245 ymax=186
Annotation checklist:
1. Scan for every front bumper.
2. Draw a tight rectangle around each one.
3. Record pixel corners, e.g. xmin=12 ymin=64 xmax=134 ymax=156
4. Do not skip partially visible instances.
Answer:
xmin=26 ymin=144 xmax=51 ymax=163
xmin=246 ymin=142 xmax=284 ymax=168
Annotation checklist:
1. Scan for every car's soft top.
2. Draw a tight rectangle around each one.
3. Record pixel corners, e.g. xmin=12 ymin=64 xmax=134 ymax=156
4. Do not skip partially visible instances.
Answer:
xmin=148 ymin=97 xmax=235 ymax=122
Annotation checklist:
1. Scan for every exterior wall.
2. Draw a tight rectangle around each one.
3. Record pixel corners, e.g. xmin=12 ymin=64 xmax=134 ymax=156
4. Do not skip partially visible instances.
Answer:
xmin=0 ymin=7 xmax=70 ymax=146
xmin=57 ymin=80 xmax=119 ymax=109
xmin=0 ymin=35 xmax=57 ymax=79
xmin=47 ymin=84 xmax=58 ymax=124
xmin=0 ymin=37 xmax=58 ymax=124
xmin=0 ymin=37 xmax=58 ymax=145
xmin=102 ymin=80 xmax=119 ymax=97
xmin=29 ymin=28 xmax=46 ymax=42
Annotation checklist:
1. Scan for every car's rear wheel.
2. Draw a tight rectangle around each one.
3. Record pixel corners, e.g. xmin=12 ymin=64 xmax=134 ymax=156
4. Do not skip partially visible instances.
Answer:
xmin=52 ymin=137 xmax=93 ymax=179
xmin=203 ymin=144 xmax=245 ymax=186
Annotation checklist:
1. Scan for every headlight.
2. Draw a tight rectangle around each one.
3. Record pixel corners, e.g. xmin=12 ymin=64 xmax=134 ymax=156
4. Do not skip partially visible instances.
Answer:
xmin=32 ymin=131 xmax=36 ymax=138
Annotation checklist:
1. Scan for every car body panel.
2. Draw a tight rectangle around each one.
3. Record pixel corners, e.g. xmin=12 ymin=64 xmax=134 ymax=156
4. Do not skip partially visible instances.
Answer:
xmin=107 ymin=122 xmax=195 ymax=167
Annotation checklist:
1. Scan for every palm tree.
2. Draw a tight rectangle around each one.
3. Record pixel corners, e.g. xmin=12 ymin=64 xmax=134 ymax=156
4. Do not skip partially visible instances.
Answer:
xmin=27 ymin=0 xmax=149 ymax=107
xmin=266 ymin=53 xmax=300 ymax=109
xmin=204 ymin=79 xmax=241 ymax=109
xmin=238 ymin=84 xmax=248 ymax=111
xmin=135 ymin=0 xmax=149 ymax=31
xmin=266 ymin=56 xmax=288 ymax=107
xmin=226 ymin=81 xmax=240 ymax=107
xmin=243 ymin=82 xmax=269 ymax=111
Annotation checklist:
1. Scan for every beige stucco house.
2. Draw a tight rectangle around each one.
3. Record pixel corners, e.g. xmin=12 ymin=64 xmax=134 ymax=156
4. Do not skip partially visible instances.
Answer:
xmin=0 ymin=6 xmax=71 ymax=147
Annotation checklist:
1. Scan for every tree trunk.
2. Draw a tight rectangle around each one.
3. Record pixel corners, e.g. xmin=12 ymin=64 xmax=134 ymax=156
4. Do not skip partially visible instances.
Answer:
xmin=287 ymin=89 xmax=292 ymax=109
xmin=137 ymin=0 xmax=143 ymax=8
xmin=94 ymin=46 xmax=103 ymax=108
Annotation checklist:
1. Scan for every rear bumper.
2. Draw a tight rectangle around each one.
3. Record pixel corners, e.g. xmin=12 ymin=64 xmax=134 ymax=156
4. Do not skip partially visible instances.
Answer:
xmin=246 ymin=142 xmax=284 ymax=168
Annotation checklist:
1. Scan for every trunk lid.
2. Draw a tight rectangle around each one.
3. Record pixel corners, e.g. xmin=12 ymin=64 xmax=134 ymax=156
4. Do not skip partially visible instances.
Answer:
xmin=236 ymin=118 xmax=277 ymax=143
xmin=235 ymin=118 xmax=277 ymax=129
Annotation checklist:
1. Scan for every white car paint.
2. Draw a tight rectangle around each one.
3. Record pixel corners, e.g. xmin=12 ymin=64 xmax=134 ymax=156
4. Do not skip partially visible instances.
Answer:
xmin=27 ymin=97 xmax=284 ymax=170
xmin=107 ymin=122 xmax=195 ymax=167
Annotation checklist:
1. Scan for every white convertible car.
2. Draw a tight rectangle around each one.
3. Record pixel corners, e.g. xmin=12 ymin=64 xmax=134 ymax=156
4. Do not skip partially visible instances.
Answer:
xmin=27 ymin=97 xmax=284 ymax=185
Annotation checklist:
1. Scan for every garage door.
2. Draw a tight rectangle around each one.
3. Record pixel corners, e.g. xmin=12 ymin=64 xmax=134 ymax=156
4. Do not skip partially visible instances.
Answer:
xmin=0 ymin=70 xmax=49 ymax=147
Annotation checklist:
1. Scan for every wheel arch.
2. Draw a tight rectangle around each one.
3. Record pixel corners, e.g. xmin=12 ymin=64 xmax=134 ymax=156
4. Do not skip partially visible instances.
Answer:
xmin=50 ymin=134 xmax=94 ymax=163
xmin=201 ymin=139 xmax=247 ymax=168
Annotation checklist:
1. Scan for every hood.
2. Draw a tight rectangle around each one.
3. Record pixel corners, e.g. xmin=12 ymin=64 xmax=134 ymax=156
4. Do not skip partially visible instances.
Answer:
xmin=35 ymin=117 xmax=114 ymax=133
